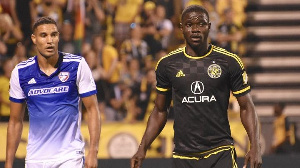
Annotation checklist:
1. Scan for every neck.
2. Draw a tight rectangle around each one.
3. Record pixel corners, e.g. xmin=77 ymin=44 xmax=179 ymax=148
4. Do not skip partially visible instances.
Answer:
xmin=186 ymin=43 xmax=209 ymax=56
xmin=37 ymin=52 xmax=59 ymax=76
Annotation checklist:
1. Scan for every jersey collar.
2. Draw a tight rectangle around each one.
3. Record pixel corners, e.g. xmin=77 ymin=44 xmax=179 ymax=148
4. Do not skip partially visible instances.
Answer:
xmin=35 ymin=52 xmax=63 ymax=77
xmin=183 ymin=44 xmax=213 ymax=59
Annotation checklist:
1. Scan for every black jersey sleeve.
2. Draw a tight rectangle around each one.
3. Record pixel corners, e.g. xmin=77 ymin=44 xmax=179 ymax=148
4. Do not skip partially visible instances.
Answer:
xmin=229 ymin=55 xmax=251 ymax=97
xmin=155 ymin=58 xmax=172 ymax=95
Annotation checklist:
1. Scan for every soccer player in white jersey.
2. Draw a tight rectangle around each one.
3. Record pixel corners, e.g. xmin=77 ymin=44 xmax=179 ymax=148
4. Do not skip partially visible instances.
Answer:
xmin=5 ymin=17 xmax=101 ymax=168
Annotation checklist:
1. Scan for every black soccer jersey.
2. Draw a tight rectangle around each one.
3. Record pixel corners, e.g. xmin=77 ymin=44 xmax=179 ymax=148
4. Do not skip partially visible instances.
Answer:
xmin=155 ymin=45 xmax=250 ymax=153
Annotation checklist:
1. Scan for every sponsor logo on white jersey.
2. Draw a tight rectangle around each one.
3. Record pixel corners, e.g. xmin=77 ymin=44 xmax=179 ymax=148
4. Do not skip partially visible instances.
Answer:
xmin=182 ymin=81 xmax=216 ymax=103
xmin=28 ymin=78 xmax=36 ymax=84
xmin=28 ymin=86 xmax=69 ymax=96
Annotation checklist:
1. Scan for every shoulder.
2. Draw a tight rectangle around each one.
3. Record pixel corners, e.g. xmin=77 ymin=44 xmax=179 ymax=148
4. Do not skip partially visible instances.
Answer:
xmin=212 ymin=45 xmax=245 ymax=69
xmin=155 ymin=47 xmax=184 ymax=70
xmin=10 ymin=57 xmax=37 ymax=80
xmin=61 ymin=52 xmax=83 ymax=63
xmin=16 ymin=56 xmax=36 ymax=69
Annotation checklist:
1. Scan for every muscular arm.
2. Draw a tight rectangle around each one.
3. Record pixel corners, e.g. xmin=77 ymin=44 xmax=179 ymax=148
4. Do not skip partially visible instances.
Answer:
xmin=131 ymin=93 xmax=171 ymax=168
xmin=5 ymin=102 xmax=26 ymax=168
xmin=237 ymin=93 xmax=262 ymax=168
xmin=82 ymin=95 xmax=101 ymax=168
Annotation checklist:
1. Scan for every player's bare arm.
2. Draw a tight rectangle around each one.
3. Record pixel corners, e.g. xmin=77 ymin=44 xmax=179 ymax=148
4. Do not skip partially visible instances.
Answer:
xmin=82 ymin=95 xmax=101 ymax=168
xmin=5 ymin=102 xmax=26 ymax=168
xmin=237 ymin=93 xmax=262 ymax=168
xmin=131 ymin=93 xmax=171 ymax=168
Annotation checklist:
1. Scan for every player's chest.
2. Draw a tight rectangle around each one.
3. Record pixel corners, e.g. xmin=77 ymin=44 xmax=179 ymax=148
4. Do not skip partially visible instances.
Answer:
xmin=167 ymin=58 xmax=230 ymax=89
xmin=20 ymin=68 xmax=78 ymax=99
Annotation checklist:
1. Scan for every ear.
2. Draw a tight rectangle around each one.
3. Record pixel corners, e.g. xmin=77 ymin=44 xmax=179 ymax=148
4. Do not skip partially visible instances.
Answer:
xmin=208 ymin=22 xmax=211 ymax=30
xmin=31 ymin=34 xmax=36 ymax=45
xmin=179 ymin=23 xmax=183 ymax=31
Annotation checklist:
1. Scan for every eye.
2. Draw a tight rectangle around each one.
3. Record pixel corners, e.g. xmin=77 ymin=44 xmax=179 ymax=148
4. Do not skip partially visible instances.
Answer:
xmin=198 ymin=22 xmax=208 ymax=27
xmin=186 ymin=23 xmax=192 ymax=27
xmin=51 ymin=32 xmax=59 ymax=37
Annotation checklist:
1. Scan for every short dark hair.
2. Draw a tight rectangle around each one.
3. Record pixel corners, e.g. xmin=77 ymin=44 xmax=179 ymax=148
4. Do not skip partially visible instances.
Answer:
xmin=32 ymin=17 xmax=57 ymax=33
xmin=181 ymin=5 xmax=209 ymax=22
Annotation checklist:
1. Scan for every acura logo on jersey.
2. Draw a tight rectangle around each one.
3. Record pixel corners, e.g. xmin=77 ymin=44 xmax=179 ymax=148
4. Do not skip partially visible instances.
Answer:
xmin=182 ymin=81 xmax=216 ymax=103
xmin=58 ymin=72 xmax=70 ymax=82
xmin=191 ymin=81 xmax=204 ymax=94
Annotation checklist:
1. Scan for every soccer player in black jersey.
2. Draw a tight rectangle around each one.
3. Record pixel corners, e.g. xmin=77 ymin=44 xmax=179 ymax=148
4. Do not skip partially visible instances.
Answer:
xmin=131 ymin=5 xmax=262 ymax=168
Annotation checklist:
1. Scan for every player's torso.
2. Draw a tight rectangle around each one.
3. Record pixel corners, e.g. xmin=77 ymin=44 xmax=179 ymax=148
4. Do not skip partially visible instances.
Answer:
xmin=18 ymin=55 xmax=80 ymax=117
xmin=162 ymin=47 xmax=234 ymax=152
xmin=17 ymin=54 xmax=85 ymax=161
xmin=165 ymin=48 xmax=231 ymax=107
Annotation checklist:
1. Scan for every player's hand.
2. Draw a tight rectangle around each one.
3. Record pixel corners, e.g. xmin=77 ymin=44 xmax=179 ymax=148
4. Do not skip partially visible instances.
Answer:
xmin=243 ymin=145 xmax=262 ymax=168
xmin=131 ymin=149 xmax=146 ymax=168
xmin=85 ymin=151 xmax=98 ymax=168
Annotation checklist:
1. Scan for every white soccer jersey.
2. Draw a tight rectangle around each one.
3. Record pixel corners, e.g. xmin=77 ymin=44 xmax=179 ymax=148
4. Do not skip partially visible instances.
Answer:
xmin=9 ymin=52 xmax=97 ymax=162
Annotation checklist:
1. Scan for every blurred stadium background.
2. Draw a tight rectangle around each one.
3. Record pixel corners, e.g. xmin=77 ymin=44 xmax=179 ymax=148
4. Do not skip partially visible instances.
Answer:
xmin=0 ymin=0 xmax=300 ymax=167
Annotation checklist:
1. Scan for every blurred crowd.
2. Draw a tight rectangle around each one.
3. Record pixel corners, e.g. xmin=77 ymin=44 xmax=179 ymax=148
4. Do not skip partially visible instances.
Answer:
xmin=0 ymin=0 xmax=248 ymax=123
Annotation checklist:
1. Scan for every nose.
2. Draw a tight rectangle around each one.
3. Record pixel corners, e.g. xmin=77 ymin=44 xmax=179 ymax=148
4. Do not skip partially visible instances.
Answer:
xmin=191 ymin=24 xmax=201 ymax=32
xmin=46 ymin=35 xmax=53 ymax=43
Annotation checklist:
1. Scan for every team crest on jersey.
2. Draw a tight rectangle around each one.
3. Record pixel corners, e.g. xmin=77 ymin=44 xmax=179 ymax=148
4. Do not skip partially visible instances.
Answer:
xmin=207 ymin=64 xmax=222 ymax=79
xmin=58 ymin=72 xmax=70 ymax=82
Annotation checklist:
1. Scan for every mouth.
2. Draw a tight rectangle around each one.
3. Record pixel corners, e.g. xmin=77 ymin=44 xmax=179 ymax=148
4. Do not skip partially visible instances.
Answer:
xmin=45 ymin=46 xmax=55 ymax=52
xmin=190 ymin=35 xmax=202 ymax=42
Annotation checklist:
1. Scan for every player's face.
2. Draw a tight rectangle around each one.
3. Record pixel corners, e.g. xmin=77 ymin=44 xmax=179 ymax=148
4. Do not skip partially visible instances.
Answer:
xmin=31 ymin=24 xmax=59 ymax=58
xmin=181 ymin=11 xmax=210 ymax=48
